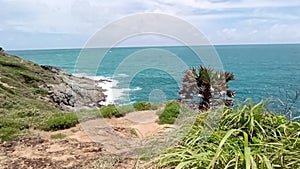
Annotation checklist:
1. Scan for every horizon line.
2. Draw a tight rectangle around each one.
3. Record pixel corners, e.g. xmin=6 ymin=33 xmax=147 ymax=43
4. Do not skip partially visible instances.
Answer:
xmin=6 ymin=42 xmax=300 ymax=51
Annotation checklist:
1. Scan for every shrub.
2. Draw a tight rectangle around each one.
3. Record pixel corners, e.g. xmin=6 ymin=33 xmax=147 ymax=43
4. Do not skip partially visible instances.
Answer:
xmin=0 ymin=118 xmax=29 ymax=130
xmin=159 ymin=101 xmax=180 ymax=124
xmin=159 ymin=100 xmax=300 ymax=169
xmin=43 ymin=113 xmax=78 ymax=131
xmin=99 ymin=104 xmax=122 ymax=118
xmin=0 ymin=127 xmax=21 ymax=141
xmin=133 ymin=101 xmax=151 ymax=111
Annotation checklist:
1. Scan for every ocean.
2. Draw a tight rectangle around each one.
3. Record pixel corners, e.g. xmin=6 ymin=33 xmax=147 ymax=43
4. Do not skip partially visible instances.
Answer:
xmin=7 ymin=44 xmax=300 ymax=116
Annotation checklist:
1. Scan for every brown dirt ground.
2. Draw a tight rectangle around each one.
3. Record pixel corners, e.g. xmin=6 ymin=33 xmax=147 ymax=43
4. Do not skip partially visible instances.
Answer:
xmin=0 ymin=109 xmax=171 ymax=169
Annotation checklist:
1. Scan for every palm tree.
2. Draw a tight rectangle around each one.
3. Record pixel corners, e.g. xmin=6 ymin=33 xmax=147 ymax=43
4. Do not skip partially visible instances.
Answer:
xmin=179 ymin=66 xmax=235 ymax=111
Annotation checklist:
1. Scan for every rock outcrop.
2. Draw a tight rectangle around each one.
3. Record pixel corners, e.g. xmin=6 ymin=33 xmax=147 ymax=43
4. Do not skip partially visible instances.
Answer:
xmin=40 ymin=65 xmax=106 ymax=111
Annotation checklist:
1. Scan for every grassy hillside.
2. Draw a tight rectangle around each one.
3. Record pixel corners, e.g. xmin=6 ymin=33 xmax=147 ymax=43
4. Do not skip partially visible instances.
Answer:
xmin=0 ymin=51 xmax=75 ymax=141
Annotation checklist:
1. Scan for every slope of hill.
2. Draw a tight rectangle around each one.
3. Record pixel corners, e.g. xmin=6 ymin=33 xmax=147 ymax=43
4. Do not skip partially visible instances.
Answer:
xmin=0 ymin=51 xmax=106 ymax=141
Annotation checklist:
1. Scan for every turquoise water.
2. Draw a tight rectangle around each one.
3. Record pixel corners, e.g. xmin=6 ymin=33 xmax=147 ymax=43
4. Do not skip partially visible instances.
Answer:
xmin=8 ymin=44 xmax=300 ymax=115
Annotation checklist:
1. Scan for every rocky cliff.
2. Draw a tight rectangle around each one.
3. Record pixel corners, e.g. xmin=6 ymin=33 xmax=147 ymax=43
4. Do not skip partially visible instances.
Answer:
xmin=0 ymin=51 xmax=106 ymax=112
xmin=40 ymin=65 xmax=106 ymax=111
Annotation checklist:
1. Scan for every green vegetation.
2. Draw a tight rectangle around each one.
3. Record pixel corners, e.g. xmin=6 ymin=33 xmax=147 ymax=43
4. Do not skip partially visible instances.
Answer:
xmin=99 ymin=104 xmax=122 ymax=118
xmin=159 ymin=100 xmax=300 ymax=168
xmin=50 ymin=133 xmax=66 ymax=139
xmin=42 ymin=113 xmax=78 ymax=131
xmin=1 ymin=52 xmax=298 ymax=169
xmin=0 ymin=127 xmax=22 ymax=141
xmin=158 ymin=101 xmax=180 ymax=124
xmin=98 ymin=102 xmax=159 ymax=119
xmin=0 ymin=52 xmax=64 ymax=141
xmin=133 ymin=101 xmax=152 ymax=111
xmin=180 ymin=66 xmax=235 ymax=111
xmin=133 ymin=101 xmax=159 ymax=111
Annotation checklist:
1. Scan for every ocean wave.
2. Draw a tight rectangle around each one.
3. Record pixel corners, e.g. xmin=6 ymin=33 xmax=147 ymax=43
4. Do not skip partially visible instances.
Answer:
xmin=72 ymin=73 xmax=142 ymax=105
xmin=72 ymin=73 xmax=120 ymax=105
xmin=113 ymin=73 xmax=129 ymax=78
xmin=131 ymin=86 xmax=142 ymax=91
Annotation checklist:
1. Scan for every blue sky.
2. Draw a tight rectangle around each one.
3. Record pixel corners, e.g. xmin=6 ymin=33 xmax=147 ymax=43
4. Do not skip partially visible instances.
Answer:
xmin=1 ymin=0 xmax=300 ymax=50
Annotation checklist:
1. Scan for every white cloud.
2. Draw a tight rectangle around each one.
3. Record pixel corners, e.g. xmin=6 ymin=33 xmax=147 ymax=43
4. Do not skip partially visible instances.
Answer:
xmin=1 ymin=0 xmax=300 ymax=49
xmin=270 ymin=24 xmax=300 ymax=40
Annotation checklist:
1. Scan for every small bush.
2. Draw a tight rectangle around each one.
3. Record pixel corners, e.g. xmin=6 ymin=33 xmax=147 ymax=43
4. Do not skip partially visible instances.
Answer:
xmin=50 ymin=133 xmax=66 ymax=139
xmin=159 ymin=101 xmax=180 ymax=124
xmin=133 ymin=101 xmax=151 ymax=111
xmin=0 ymin=118 xmax=29 ymax=130
xmin=0 ymin=127 xmax=21 ymax=141
xmin=100 ymin=104 xmax=122 ymax=118
xmin=43 ymin=113 xmax=78 ymax=131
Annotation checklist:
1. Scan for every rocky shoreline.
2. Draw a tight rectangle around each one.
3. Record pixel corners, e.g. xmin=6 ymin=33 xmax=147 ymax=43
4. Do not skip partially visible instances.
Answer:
xmin=40 ymin=65 xmax=107 ymax=111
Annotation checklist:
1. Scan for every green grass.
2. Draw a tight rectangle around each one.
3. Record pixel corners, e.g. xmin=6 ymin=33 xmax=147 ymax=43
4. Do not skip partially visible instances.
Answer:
xmin=0 ymin=127 xmax=22 ymax=141
xmin=42 ymin=113 xmax=79 ymax=131
xmin=158 ymin=101 xmax=180 ymax=124
xmin=0 ymin=52 xmax=72 ymax=141
xmin=133 ymin=101 xmax=152 ymax=111
xmin=50 ymin=133 xmax=66 ymax=139
xmin=159 ymin=99 xmax=300 ymax=169
xmin=99 ymin=104 xmax=122 ymax=118
xmin=98 ymin=103 xmax=160 ymax=119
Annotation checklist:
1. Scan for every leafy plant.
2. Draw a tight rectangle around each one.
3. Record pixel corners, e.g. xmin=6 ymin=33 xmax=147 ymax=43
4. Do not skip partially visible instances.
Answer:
xmin=0 ymin=127 xmax=21 ymax=141
xmin=99 ymin=104 xmax=122 ymax=118
xmin=179 ymin=66 xmax=235 ymax=111
xmin=159 ymin=100 xmax=300 ymax=168
xmin=133 ymin=101 xmax=152 ymax=111
xmin=43 ymin=113 xmax=78 ymax=131
xmin=159 ymin=101 xmax=180 ymax=124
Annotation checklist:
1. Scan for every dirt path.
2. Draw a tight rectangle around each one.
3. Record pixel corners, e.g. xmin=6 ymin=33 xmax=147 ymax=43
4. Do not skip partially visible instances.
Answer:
xmin=80 ymin=109 xmax=172 ymax=156
xmin=107 ymin=110 xmax=165 ymax=137
xmin=0 ymin=109 xmax=172 ymax=169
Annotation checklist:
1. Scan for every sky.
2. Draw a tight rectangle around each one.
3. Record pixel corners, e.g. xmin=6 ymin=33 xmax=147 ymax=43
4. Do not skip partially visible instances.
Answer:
xmin=1 ymin=0 xmax=300 ymax=50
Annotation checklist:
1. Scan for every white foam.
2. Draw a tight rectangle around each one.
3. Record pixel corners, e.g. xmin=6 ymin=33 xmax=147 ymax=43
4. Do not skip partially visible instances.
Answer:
xmin=72 ymin=73 xmax=143 ymax=106
xmin=114 ymin=73 xmax=129 ymax=78
xmin=72 ymin=73 xmax=118 ymax=105
xmin=131 ymin=86 xmax=142 ymax=91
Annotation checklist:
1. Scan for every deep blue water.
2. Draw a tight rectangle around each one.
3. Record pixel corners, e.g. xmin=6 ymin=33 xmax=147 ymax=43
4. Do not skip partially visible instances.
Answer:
xmin=7 ymin=44 xmax=300 ymax=115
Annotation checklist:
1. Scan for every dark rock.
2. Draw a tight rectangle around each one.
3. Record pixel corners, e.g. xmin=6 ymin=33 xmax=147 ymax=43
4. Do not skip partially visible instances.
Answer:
xmin=40 ymin=65 xmax=60 ymax=74
xmin=226 ymin=90 xmax=236 ymax=98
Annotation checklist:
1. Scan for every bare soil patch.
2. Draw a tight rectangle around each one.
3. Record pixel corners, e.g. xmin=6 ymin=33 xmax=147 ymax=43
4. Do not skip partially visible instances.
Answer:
xmin=0 ymin=109 xmax=171 ymax=169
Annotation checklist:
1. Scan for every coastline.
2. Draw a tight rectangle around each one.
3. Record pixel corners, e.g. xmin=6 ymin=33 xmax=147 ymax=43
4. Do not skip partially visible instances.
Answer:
xmin=72 ymin=74 xmax=126 ymax=106
xmin=72 ymin=74 xmax=144 ymax=106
